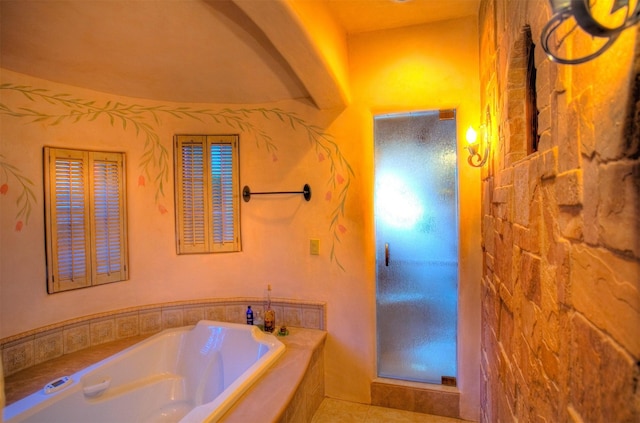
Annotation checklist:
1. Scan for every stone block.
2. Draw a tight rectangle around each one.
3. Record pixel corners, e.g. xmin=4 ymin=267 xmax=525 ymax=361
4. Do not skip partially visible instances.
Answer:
xmin=590 ymin=34 xmax=637 ymax=161
xmin=499 ymin=279 xmax=514 ymax=312
xmin=520 ymin=252 xmax=541 ymax=306
xmin=629 ymin=73 xmax=639 ymax=156
xmin=485 ymin=250 xmax=495 ymax=274
xmin=498 ymin=167 xmax=514 ymax=186
xmin=597 ymin=160 xmax=640 ymax=256
xmin=483 ymin=214 xmax=495 ymax=255
xmin=529 ymin=192 xmax=542 ymax=255
xmin=494 ymin=222 xmax=514 ymax=289
xmin=537 ymin=104 xmax=552 ymax=137
xmin=550 ymin=240 xmax=571 ymax=306
xmin=512 ymin=223 xmax=531 ymax=252
xmin=581 ymin=157 xmax=599 ymax=245
xmin=493 ymin=185 xmax=511 ymax=204
xmin=535 ymin=58 xmax=553 ymax=112
xmin=539 ymin=302 xmax=561 ymax=354
xmin=540 ymin=184 xmax=559 ymax=249
xmin=571 ymin=244 xmax=640 ymax=357
xmin=568 ymin=313 xmax=638 ymax=423
xmin=498 ymin=301 xmax=514 ymax=357
xmin=576 ymin=87 xmax=596 ymax=157
xmin=558 ymin=207 xmax=583 ymax=241
xmin=555 ymin=169 xmax=583 ymax=206
xmin=539 ymin=340 xmax=559 ymax=381
xmin=483 ymin=176 xmax=494 ymax=210
xmin=539 ymin=146 xmax=558 ymax=179
xmin=515 ymin=189 xmax=542 ymax=255
xmin=514 ymin=160 xmax=531 ymax=226
xmin=519 ymin=299 xmax=540 ymax=349
xmin=505 ymin=152 xmax=527 ymax=170
xmin=537 ymin=130 xmax=552 ymax=152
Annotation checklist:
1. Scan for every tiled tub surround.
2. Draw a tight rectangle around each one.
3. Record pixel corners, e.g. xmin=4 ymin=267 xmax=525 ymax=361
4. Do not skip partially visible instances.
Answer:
xmin=371 ymin=378 xmax=461 ymax=419
xmin=220 ymin=327 xmax=326 ymax=422
xmin=1 ymin=298 xmax=326 ymax=377
xmin=3 ymin=326 xmax=326 ymax=422
xmin=4 ymin=322 xmax=287 ymax=422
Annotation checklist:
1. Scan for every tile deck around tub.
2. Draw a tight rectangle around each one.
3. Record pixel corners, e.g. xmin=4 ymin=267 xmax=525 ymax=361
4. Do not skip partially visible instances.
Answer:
xmin=3 ymin=327 xmax=327 ymax=423
xmin=1 ymin=298 xmax=326 ymax=377
xmin=3 ymin=335 xmax=150 ymax=405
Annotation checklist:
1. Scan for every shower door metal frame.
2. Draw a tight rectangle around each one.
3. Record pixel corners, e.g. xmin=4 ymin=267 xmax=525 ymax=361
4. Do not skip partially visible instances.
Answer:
xmin=374 ymin=109 xmax=460 ymax=385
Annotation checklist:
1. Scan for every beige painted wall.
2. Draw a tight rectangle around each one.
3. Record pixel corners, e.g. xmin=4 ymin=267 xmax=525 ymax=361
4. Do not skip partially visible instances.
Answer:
xmin=346 ymin=16 xmax=481 ymax=420
xmin=0 ymin=16 xmax=481 ymax=420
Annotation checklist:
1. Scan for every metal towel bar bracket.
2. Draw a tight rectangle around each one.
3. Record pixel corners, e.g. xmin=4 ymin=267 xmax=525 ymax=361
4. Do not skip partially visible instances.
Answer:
xmin=242 ymin=184 xmax=311 ymax=202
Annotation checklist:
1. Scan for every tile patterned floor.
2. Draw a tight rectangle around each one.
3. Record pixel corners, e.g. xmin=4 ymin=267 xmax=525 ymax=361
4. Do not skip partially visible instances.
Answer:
xmin=312 ymin=398 xmax=469 ymax=423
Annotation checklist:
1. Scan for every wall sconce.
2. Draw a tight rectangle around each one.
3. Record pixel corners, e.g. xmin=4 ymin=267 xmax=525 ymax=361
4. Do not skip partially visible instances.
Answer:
xmin=541 ymin=0 xmax=640 ymax=65
xmin=465 ymin=126 xmax=488 ymax=167
xmin=465 ymin=109 xmax=492 ymax=168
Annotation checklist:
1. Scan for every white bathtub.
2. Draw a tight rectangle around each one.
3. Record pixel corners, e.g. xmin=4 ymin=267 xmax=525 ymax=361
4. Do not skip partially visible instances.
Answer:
xmin=3 ymin=320 xmax=285 ymax=423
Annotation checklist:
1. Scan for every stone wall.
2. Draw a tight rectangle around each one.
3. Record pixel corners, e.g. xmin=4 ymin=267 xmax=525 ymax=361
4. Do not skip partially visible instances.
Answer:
xmin=479 ymin=0 xmax=640 ymax=422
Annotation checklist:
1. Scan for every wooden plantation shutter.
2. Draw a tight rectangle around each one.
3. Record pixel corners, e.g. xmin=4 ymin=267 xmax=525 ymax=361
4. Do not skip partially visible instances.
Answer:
xmin=46 ymin=148 xmax=91 ymax=291
xmin=175 ymin=135 xmax=240 ymax=254
xmin=91 ymin=151 xmax=128 ymax=284
xmin=44 ymin=147 xmax=128 ymax=293
xmin=210 ymin=142 xmax=237 ymax=249
xmin=175 ymin=136 xmax=210 ymax=253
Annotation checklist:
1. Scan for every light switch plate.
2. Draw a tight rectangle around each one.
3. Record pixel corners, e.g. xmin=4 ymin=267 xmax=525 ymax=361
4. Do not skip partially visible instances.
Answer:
xmin=310 ymin=239 xmax=320 ymax=255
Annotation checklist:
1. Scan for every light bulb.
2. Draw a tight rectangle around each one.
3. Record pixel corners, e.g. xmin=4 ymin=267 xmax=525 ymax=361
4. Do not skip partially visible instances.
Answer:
xmin=466 ymin=126 xmax=477 ymax=144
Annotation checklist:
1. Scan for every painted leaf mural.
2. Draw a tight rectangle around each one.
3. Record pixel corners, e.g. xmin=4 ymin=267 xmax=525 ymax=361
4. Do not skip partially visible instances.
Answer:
xmin=0 ymin=154 xmax=36 ymax=230
xmin=0 ymin=83 xmax=353 ymax=269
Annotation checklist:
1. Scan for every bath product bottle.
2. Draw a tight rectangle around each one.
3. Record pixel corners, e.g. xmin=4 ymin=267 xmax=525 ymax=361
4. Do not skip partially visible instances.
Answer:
xmin=246 ymin=306 xmax=254 ymax=325
xmin=264 ymin=285 xmax=275 ymax=333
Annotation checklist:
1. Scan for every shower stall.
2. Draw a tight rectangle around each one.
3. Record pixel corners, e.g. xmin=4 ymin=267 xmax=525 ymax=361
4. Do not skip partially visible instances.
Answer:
xmin=374 ymin=110 xmax=459 ymax=384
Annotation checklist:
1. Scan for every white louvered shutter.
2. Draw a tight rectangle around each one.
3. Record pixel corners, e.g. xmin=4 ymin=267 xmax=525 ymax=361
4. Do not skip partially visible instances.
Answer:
xmin=45 ymin=147 xmax=128 ymax=293
xmin=176 ymin=136 xmax=209 ymax=253
xmin=48 ymin=148 xmax=91 ymax=291
xmin=210 ymin=140 xmax=238 ymax=251
xmin=91 ymin=151 xmax=128 ymax=284
xmin=175 ymin=135 xmax=240 ymax=254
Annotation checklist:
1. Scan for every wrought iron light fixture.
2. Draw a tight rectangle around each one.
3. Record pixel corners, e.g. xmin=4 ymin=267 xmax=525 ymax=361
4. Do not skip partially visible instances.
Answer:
xmin=541 ymin=0 xmax=640 ymax=65
xmin=465 ymin=109 xmax=492 ymax=168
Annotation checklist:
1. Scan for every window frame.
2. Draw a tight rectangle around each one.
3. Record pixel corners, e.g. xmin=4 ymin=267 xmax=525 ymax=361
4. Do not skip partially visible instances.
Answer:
xmin=174 ymin=134 xmax=241 ymax=254
xmin=44 ymin=147 xmax=129 ymax=293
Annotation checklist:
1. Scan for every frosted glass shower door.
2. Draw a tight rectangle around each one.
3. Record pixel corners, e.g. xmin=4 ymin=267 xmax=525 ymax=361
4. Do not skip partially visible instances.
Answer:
xmin=374 ymin=110 xmax=458 ymax=384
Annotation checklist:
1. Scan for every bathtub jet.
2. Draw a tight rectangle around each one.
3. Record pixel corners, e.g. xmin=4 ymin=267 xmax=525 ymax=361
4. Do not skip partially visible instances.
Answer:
xmin=3 ymin=321 xmax=286 ymax=423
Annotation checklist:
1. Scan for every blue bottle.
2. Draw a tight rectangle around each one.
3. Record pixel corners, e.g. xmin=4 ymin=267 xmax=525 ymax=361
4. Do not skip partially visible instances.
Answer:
xmin=246 ymin=306 xmax=254 ymax=325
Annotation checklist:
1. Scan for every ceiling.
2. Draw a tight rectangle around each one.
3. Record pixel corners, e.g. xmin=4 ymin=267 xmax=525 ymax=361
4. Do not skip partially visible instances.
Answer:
xmin=0 ymin=0 xmax=479 ymax=107
xmin=324 ymin=0 xmax=479 ymax=33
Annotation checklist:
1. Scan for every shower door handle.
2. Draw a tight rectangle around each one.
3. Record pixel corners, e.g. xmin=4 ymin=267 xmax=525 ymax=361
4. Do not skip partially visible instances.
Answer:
xmin=385 ymin=243 xmax=389 ymax=266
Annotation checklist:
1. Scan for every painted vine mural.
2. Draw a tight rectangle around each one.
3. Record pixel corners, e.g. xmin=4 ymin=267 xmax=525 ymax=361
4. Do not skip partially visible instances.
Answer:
xmin=0 ymin=83 xmax=353 ymax=270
